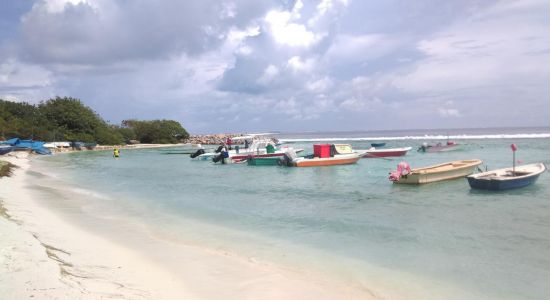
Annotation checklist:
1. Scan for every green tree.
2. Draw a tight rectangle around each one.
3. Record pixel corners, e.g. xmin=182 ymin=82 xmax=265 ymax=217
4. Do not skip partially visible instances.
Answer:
xmin=39 ymin=97 xmax=124 ymax=144
xmin=122 ymin=119 xmax=188 ymax=143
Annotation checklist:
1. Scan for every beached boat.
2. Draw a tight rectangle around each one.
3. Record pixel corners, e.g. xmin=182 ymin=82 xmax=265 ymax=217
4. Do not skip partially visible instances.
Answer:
xmin=371 ymin=142 xmax=386 ymax=148
xmin=362 ymin=146 xmax=412 ymax=158
xmin=389 ymin=159 xmax=482 ymax=184
xmin=417 ymin=141 xmax=460 ymax=153
xmin=467 ymin=163 xmax=546 ymax=191
xmin=43 ymin=142 xmax=71 ymax=149
xmin=83 ymin=142 xmax=97 ymax=150
xmin=0 ymin=145 xmax=15 ymax=155
xmin=281 ymin=144 xmax=363 ymax=167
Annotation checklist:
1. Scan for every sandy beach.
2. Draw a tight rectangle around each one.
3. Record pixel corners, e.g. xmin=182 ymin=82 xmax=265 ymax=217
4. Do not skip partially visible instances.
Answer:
xmin=0 ymin=152 xmax=379 ymax=300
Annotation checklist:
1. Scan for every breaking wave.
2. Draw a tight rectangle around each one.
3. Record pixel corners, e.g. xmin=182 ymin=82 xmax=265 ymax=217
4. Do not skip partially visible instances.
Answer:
xmin=280 ymin=133 xmax=550 ymax=142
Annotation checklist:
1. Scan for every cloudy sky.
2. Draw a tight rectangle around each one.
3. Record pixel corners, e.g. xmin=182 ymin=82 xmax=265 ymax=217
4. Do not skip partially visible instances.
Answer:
xmin=1 ymin=0 xmax=549 ymax=133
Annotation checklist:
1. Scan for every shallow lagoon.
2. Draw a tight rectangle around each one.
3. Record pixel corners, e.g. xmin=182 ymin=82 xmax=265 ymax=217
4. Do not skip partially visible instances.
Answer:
xmin=33 ymin=131 xmax=550 ymax=299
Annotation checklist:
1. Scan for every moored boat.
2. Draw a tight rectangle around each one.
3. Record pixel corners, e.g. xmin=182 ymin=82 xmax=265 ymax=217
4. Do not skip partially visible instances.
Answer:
xmin=418 ymin=141 xmax=460 ymax=153
xmin=362 ymin=146 xmax=412 ymax=158
xmin=467 ymin=163 xmax=546 ymax=191
xmin=281 ymin=144 xmax=362 ymax=167
xmin=247 ymin=156 xmax=282 ymax=166
xmin=371 ymin=142 xmax=386 ymax=148
xmin=194 ymin=137 xmax=303 ymax=162
xmin=389 ymin=159 xmax=482 ymax=184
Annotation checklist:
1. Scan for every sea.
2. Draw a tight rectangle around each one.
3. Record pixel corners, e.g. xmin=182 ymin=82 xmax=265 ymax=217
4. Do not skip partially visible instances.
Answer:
xmin=30 ymin=127 xmax=550 ymax=299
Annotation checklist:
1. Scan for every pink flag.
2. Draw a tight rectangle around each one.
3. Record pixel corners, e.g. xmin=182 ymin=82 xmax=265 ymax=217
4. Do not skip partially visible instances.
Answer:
xmin=511 ymin=144 xmax=518 ymax=152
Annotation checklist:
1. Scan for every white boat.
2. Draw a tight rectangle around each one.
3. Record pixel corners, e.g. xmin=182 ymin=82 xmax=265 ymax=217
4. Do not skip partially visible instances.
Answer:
xmin=43 ymin=141 xmax=71 ymax=148
xmin=390 ymin=159 xmax=483 ymax=184
xmin=194 ymin=136 xmax=303 ymax=162
xmin=281 ymin=144 xmax=364 ymax=167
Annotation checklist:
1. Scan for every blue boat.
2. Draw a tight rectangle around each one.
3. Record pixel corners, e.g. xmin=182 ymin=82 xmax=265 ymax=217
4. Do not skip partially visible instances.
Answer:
xmin=467 ymin=163 xmax=546 ymax=191
xmin=371 ymin=142 xmax=386 ymax=148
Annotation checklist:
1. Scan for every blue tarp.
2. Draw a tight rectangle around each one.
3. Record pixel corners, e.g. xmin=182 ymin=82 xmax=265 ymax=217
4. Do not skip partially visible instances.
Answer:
xmin=0 ymin=138 xmax=51 ymax=155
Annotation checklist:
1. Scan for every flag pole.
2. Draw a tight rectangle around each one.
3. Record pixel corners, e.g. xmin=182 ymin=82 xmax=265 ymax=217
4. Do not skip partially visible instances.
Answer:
xmin=513 ymin=150 xmax=515 ymax=175
xmin=511 ymin=144 xmax=517 ymax=176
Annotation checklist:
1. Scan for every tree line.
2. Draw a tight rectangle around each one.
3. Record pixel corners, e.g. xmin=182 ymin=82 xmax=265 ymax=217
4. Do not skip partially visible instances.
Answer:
xmin=0 ymin=97 xmax=189 ymax=144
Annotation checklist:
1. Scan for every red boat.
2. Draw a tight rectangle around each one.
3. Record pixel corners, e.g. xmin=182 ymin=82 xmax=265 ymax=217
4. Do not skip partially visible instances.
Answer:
xmin=362 ymin=146 xmax=412 ymax=158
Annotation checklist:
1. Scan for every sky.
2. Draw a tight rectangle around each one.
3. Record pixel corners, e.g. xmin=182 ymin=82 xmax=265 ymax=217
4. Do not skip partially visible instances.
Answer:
xmin=1 ymin=0 xmax=550 ymax=133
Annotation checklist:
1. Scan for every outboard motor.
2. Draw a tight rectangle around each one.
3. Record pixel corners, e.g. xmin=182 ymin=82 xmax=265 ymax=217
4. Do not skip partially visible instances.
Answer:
xmin=190 ymin=148 xmax=205 ymax=158
xmin=389 ymin=161 xmax=411 ymax=181
xmin=417 ymin=142 xmax=429 ymax=152
xmin=279 ymin=150 xmax=298 ymax=166
xmin=212 ymin=153 xmax=224 ymax=163
xmin=215 ymin=145 xmax=224 ymax=153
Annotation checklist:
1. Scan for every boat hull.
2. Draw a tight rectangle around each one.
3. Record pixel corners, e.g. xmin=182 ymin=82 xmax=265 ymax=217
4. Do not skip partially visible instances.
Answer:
xmin=294 ymin=154 xmax=360 ymax=167
xmin=232 ymin=152 xmax=285 ymax=160
xmin=247 ymin=157 xmax=282 ymax=166
xmin=394 ymin=159 xmax=482 ymax=184
xmin=363 ymin=147 xmax=411 ymax=158
xmin=467 ymin=163 xmax=545 ymax=190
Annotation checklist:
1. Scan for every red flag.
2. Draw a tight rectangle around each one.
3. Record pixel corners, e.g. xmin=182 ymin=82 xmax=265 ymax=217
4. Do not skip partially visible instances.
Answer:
xmin=511 ymin=144 xmax=517 ymax=152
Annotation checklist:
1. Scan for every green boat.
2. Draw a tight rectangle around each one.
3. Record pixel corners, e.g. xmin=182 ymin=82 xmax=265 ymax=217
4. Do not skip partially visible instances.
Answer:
xmin=247 ymin=156 xmax=282 ymax=166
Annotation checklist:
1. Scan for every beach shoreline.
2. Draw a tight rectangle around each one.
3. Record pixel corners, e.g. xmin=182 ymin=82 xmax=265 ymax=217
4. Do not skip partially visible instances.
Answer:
xmin=0 ymin=153 xmax=380 ymax=299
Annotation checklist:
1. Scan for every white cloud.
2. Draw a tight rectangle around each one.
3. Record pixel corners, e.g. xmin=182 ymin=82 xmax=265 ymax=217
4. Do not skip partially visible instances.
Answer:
xmin=287 ymin=56 xmax=316 ymax=72
xmin=316 ymin=0 xmax=349 ymax=15
xmin=264 ymin=1 xmax=320 ymax=47
xmin=438 ymin=108 xmax=461 ymax=117
xmin=340 ymin=97 xmax=381 ymax=111
xmin=257 ymin=64 xmax=279 ymax=85
xmin=0 ymin=59 xmax=52 ymax=88
xmin=306 ymin=77 xmax=332 ymax=92
xmin=325 ymin=34 xmax=396 ymax=64
xmin=393 ymin=1 xmax=550 ymax=94
xmin=40 ymin=0 xmax=91 ymax=13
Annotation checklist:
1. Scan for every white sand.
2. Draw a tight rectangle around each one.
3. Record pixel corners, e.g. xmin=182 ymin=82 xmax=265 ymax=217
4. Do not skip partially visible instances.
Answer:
xmin=0 ymin=153 xmax=379 ymax=300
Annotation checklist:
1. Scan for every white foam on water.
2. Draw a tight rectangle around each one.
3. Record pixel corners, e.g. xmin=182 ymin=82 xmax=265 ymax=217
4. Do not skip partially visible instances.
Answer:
xmin=280 ymin=133 xmax=550 ymax=142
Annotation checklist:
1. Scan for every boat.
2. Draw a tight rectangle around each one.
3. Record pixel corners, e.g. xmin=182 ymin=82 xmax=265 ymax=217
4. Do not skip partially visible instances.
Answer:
xmin=194 ymin=136 xmax=303 ymax=162
xmin=247 ymin=156 xmax=282 ymax=166
xmin=71 ymin=141 xmax=85 ymax=150
xmin=83 ymin=142 xmax=97 ymax=150
xmin=0 ymin=145 xmax=15 ymax=155
xmin=371 ymin=142 xmax=386 ymax=148
xmin=467 ymin=163 xmax=546 ymax=191
xmin=418 ymin=141 xmax=460 ymax=153
xmin=43 ymin=142 xmax=71 ymax=149
xmin=362 ymin=146 xmax=412 ymax=158
xmin=281 ymin=144 xmax=363 ymax=167
xmin=389 ymin=159 xmax=482 ymax=184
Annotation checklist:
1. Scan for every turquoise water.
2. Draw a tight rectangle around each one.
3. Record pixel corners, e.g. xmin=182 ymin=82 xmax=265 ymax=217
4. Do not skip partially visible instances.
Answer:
xmin=32 ymin=132 xmax=550 ymax=299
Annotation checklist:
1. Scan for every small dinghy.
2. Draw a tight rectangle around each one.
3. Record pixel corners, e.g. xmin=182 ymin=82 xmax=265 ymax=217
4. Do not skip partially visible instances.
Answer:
xmin=370 ymin=142 xmax=386 ymax=148
xmin=467 ymin=163 xmax=546 ymax=191
xmin=389 ymin=159 xmax=482 ymax=184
